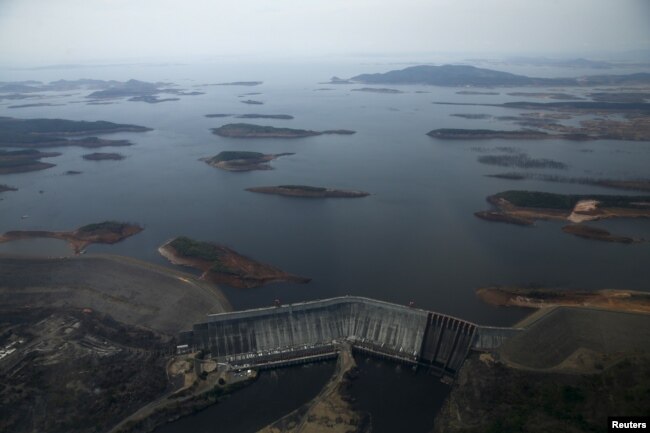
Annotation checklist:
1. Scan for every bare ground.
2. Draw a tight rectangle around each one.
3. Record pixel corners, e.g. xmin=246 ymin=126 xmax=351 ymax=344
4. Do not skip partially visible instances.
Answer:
xmin=0 ymin=253 xmax=232 ymax=334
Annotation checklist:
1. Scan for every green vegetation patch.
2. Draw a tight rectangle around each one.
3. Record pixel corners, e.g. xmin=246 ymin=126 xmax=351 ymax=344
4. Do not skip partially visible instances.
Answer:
xmin=278 ymin=185 xmax=327 ymax=192
xmin=169 ymin=236 xmax=225 ymax=262
xmin=77 ymin=221 xmax=130 ymax=234
xmin=213 ymin=123 xmax=313 ymax=134
xmin=212 ymin=151 xmax=265 ymax=162
xmin=495 ymin=190 xmax=650 ymax=210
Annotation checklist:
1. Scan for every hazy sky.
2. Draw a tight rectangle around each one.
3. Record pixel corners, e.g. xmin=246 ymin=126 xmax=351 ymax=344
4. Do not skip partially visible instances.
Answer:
xmin=1 ymin=0 xmax=649 ymax=65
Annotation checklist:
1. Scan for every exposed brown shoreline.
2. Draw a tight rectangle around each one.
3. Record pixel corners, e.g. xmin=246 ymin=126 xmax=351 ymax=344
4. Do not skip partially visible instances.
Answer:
xmin=561 ymin=224 xmax=637 ymax=243
xmin=159 ymin=238 xmax=310 ymax=289
xmin=476 ymin=286 xmax=650 ymax=314
xmin=0 ymin=222 xmax=142 ymax=254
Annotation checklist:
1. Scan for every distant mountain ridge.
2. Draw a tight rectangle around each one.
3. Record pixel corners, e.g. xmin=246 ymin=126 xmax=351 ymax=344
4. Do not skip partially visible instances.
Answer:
xmin=345 ymin=64 xmax=650 ymax=87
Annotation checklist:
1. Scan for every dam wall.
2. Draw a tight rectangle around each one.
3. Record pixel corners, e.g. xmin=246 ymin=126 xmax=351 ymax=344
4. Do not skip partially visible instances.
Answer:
xmin=185 ymin=296 xmax=519 ymax=376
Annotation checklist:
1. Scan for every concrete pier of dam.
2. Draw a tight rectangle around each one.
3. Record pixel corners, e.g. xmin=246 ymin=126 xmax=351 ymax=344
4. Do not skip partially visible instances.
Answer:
xmin=181 ymin=296 xmax=521 ymax=377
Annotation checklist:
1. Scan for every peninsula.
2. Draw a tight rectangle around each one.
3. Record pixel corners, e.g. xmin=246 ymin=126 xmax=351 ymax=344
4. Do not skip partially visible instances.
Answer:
xmin=200 ymin=151 xmax=294 ymax=171
xmin=476 ymin=286 xmax=650 ymax=314
xmin=0 ymin=116 xmax=150 ymax=149
xmin=159 ymin=236 xmax=310 ymax=288
xmin=0 ymin=149 xmax=60 ymax=174
xmin=338 ymin=64 xmax=650 ymax=87
xmin=246 ymin=185 xmax=370 ymax=198
xmin=475 ymin=190 xmax=650 ymax=238
xmin=0 ymin=221 xmax=143 ymax=254
xmin=427 ymin=128 xmax=589 ymax=141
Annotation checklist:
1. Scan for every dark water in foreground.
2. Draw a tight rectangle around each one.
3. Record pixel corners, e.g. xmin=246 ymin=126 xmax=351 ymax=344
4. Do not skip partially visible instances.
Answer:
xmin=154 ymin=362 xmax=336 ymax=433
xmin=1 ymin=62 xmax=649 ymax=431
xmin=154 ymin=356 xmax=449 ymax=433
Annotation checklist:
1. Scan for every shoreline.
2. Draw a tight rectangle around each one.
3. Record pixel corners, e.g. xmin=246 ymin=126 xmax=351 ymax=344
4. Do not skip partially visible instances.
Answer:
xmin=476 ymin=286 xmax=650 ymax=314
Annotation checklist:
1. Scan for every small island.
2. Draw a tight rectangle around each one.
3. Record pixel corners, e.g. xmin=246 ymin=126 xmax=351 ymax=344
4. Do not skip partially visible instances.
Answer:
xmin=0 ymin=184 xmax=17 ymax=193
xmin=128 ymin=95 xmax=180 ymax=103
xmin=159 ymin=236 xmax=310 ymax=289
xmin=240 ymin=99 xmax=263 ymax=105
xmin=236 ymin=114 xmax=294 ymax=119
xmin=476 ymin=286 xmax=650 ymax=314
xmin=506 ymin=92 xmax=581 ymax=100
xmin=351 ymin=87 xmax=403 ymax=94
xmin=0 ymin=149 xmax=60 ymax=174
xmin=427 ymin=128 xmax=552 ymax=140
xmin=215 ymin=81 xmax=262 ymax=86
xmin=475 ymin=190 xmax=650 ymax=239
xmin=0 ymin=221 xmax=143 ymax=254
xmin=211 ymin=123 xmax=320 ymax=138
xmin=82 ymin=152 xmax=125 ymax=161
xmin=246 ymin=185 xmax=370 ymax=198
xmin=200 ymin=151 xmax=294 ymax=171
xmin=486 ymin=173 xmax=650 ymax=193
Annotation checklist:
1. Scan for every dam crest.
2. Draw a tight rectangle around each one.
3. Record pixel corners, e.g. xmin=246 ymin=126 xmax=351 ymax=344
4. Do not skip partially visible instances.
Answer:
xmin=181 ymin=296 xmax=520 ymax=376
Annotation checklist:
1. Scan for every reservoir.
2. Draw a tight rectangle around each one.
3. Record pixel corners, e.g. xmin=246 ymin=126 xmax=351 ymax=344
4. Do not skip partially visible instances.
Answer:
xmin=1 ymin=61 xmax=649 ymax=431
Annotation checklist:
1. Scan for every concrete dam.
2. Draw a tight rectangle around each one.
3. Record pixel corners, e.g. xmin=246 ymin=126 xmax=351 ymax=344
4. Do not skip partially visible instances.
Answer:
xmin=183 ymin=296 xmax=520 ymax=376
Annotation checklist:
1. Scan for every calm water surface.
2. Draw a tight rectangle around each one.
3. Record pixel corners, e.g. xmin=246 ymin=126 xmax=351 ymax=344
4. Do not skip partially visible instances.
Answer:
xmin=1 ymin=62 xmax=649 ymax=431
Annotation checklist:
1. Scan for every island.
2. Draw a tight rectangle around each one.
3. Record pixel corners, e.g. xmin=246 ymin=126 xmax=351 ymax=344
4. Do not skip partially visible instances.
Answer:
xmin=200 ymin=151 xmax=294 ymax=171
xmin=158 ymin=236 xmax=310 ymax=288
xmin=63 ymin=170 xmax=82 ymax=175
xmin=82 ymin=152 xmax=125 ymax=161
xmin=506 ymin=92 xmax=581 ymax=100
xmin=351 ymin=87 xmax=403 ymax=94
xmin=0 ymin=221 xmax=143 ymax=254
xmin=240 ymin=99 xmax=263 ymax=105
xmin=128 ymin=95 xmax=180 ymax=103
xmin=0 ymin=149 xmax=60 ymax=174
xmin=246 ymin=185 xmax=370 ymax=198
xmin=0 ymin=116 xmax=150 ymax=149
xmin=215 ymin=81 xmax=262 ymax=86
xmin=476 ymin=286 xmax=650 ymax=314
xmin=211 ymin=123 xmax=321 ymax=138
xmin=8 ymin=103 xmax=65 ymax=109
xmin=86 ymin=79 xmax=166 ymax=99
xmin=475 ymin=190 xmax=650 ymax=238
xmin=236 ymin=114 xmax=294 ymax=119
xmin=336 ymin=64 xmax=650 ymax=87
xmin=204 ymin=113 xmax=233 ymax=118
xmin=486 ymin=173 xmax=650 ymax=193
xmin=427 ymin=128 xmax=552 ymax=140
xmin=0 ymin=184 xmax=17 ymax=193
xmin=451 ymin=113 xmax=492 ymax=119
xmin=478 ymin=153 xmax=567 ymax=169
xmin=456 ymin=90 xmax=499 ymax=95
